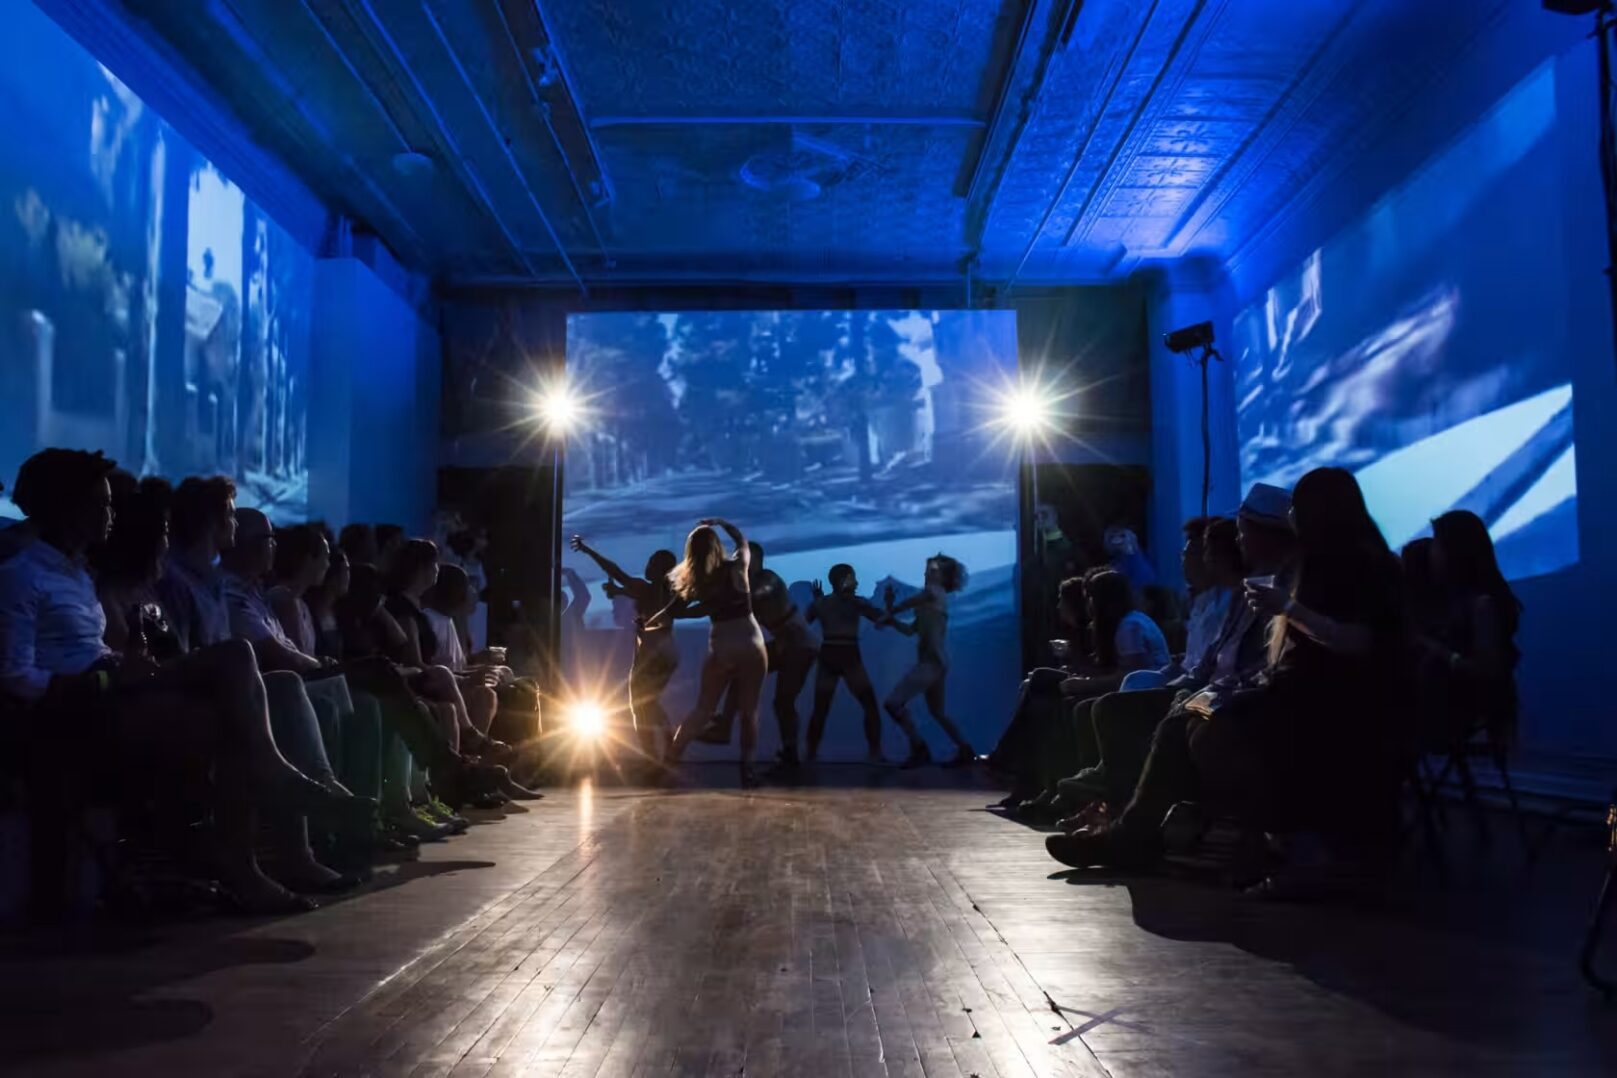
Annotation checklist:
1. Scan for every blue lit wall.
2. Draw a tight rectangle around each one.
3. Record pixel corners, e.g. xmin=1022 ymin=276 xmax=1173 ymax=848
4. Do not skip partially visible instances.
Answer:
xmin=0 ymin=2 xmax=313 ymax=522
xmin=1225 ymin=5 xmax=1617 ymax=765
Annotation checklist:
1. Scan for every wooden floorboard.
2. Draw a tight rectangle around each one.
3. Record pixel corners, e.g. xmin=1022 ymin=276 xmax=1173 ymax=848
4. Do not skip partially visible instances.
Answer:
xmin=3 ymin=768 xmax=1616 ymax=1076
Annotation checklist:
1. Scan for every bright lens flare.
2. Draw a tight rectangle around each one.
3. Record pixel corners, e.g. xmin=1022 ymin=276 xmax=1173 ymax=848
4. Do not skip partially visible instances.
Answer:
xmin=998 ymin=385 xmax=1056 ymax=439
xmin=566 ymin=700 xmax=607 ymax=739
xmin=534 ymin=379 xmax=584 ymax=435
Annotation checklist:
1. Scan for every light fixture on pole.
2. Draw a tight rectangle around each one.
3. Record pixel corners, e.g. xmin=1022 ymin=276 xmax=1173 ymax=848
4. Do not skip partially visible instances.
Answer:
xmin=1163 ymin=320 xmax=1224 ymax=518
xmin=533 ymin=374 xmax=586 ymax=688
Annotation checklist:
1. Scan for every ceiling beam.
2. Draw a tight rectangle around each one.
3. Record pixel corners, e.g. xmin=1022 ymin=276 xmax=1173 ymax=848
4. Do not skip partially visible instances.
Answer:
xmin=339 ymin=0 xmax=541 ymax=279
xmin=962 ymin=0 xmax=1045 ymax=205
xmin=420 ymin=0 xmax=586 ymax=294
xmin=205 ymin=0 xmax=431 ymax=264
xmin=590 ymin=114 xmax=988 ymax=129
xmin=529 ymin=0 xmax=614 ymax=205
xmin=487 ymin=0 xmax=608 ymax=261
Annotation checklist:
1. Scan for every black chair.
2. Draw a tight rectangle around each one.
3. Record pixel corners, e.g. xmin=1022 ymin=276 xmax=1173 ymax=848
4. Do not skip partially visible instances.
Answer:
xmin=1581 ymin=791 xmax=1617 ymax=997
xmin=1418 ymin=713 xmax=1531 ymax=857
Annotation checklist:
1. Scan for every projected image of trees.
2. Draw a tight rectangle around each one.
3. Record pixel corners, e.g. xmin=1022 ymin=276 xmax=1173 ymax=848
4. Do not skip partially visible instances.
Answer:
xmin=561 ymin=310 xmax=1017 ymax=599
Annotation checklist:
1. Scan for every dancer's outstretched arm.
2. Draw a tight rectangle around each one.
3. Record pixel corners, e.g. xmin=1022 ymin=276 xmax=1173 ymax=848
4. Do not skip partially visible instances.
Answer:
xmin=569 ymin=536 xmax=635 ymax=588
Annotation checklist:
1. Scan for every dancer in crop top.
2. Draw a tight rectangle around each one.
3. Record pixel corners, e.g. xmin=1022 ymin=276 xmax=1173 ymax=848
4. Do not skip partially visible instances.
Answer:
xmin=569 ymin=535 xmax=680 ymax=765
xmin=883 ymin=554 xmax=977 ymax=768
xmin=647 ymin=518 xmax=768 ymax=787
xmin=803 ymin=563 xmax=891 ymax=762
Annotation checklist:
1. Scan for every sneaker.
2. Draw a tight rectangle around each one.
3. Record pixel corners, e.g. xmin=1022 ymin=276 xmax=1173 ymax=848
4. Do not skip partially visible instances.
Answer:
xmin=1056 ymin=765 xmax=1107 ymax=801
xmin=420 ymin=798 xmax=471 ymax=834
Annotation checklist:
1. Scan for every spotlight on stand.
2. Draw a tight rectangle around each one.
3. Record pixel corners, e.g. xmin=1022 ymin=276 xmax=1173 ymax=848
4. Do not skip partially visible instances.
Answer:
xmin=534 ymin=378 xmax=583 ymax=436
xmin=1165 ymin=320 xmax=1225 ymax=517
xmin=1163 ymin=320 xmax=1216 ymax=355
xmin=996 ymin=382 xmax=1057 ymax=441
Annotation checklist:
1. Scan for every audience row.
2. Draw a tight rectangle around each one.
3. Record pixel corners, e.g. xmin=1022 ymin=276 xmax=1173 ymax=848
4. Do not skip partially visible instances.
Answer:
xmin=0 ymin=449 xmax=544 ymax=917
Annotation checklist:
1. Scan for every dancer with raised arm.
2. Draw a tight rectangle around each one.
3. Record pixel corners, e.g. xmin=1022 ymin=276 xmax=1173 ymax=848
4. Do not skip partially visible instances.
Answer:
xmin=569 ymin=536 xmax=680 ymax=766
xmin=883 ymin=553 xmax=977 ymax=767
xmin=647 ymin=518 xmax=768 ymax=788
xmin=803 ymin=563 xmax=890 ymax=763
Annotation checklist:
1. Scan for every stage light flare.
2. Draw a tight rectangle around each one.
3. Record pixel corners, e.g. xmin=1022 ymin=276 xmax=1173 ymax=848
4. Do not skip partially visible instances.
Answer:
xmin=532 ymin=376 xmax=588 ymax=436
xmin=997 ymin=383 xmax=1057 ymax=440
xmin=566 ymin=698 xmax=607 ymax=739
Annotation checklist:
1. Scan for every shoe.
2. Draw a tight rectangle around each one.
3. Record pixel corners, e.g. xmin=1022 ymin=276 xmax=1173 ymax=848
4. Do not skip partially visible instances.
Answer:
xmin=1008 ymin=788 xmax=1058 ymax=821
xmin=941 ymin=746 xmax=977 ymax=769
xmin=1045 ymin=826 xmax=1158 ymax=871
xmin=1056 ymin=765 xmax=1107 ymax=801
xmin=1160 ymin=802 xmax=1208 ymax=855
xmin=385 ymin=810 xmax=453 ymax=842
xmin=900 ymin=742 xmax=933 ymax=769
xmin=420 ymin=798 xmax=471 ymax=833
xmin=372 ymin=828 xmax=419 ymax=853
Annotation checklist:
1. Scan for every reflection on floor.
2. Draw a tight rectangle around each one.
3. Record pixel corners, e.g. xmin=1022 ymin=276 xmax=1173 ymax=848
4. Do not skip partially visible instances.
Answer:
xmin=3 ymin=766 xmax=1615 ymax=1077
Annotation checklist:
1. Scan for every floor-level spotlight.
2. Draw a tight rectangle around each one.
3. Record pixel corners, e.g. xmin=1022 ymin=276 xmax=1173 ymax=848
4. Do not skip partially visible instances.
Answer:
xmin=565 ymin=698 xmax=608 ymax=741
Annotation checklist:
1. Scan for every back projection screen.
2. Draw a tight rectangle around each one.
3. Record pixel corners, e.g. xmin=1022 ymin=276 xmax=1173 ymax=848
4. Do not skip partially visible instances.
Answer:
xmin=559 ymin=310 xmax=1020 ymax=760
xmin=1234 ymin=61 xmax=1577 ymax=580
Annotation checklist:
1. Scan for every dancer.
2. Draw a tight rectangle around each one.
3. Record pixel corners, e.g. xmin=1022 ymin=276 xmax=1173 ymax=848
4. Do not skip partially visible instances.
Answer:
xmin=647 ymin=518 xmax=768 ymax=787
xmin=704 ymin=542 xmax=818 ymax=773
xmin=883 ymin=554 xmax=976 ymax=767
xmin=569 ymin=536 xmax=680 ymax=764
xmin=804 ymin=563 xmax=890 ymax=762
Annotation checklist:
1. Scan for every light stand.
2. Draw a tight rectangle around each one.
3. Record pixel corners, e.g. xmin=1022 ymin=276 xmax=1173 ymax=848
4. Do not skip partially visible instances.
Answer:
xmin=1163 ymin=320 xmax=1224 ymax=518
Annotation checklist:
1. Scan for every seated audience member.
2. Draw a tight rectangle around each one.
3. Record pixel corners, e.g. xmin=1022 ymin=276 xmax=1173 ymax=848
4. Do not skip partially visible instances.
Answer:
xmin=1047 ymin=468 xmax=1406 ymax=887
xmin=1412 ymin=510 xmax=1521 ymax=750
xmin=387 ymin=540 xmax=497 ymax=741
xmin=156 ymin=491 xmax=371 ymax=888
xmin=1122 ymin=518 xmax=1236 ymax=691
xmin=989 ymin=575 xmax=1090 ymax=797
xmin=304 ymin=547 xmax=351 ymax=660
xmin=338 ymin=523 xmax=379 ymax=569
xmin=0 ymin=449 xmax=365 ymax=913
xmin=374 ymin=524 xmax=406 ymax=575
xmin=93 ymin=478 xmax=180 ymax=661
xmin=1104 ymin=525 xmax=1156 ymax=591
xmin=423 ymin=563 xmax=541 ymax=750
xmin=1062 ymin=491 xmax=1296 ymax=820
xmin=1000 ymin=570 xmax=1169 ymax=818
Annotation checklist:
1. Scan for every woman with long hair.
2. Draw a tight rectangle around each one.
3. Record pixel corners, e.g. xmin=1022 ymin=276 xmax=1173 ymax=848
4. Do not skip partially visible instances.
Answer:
xmin=646 ymin=518 xmax=768 ymax=787
xmin=1422 ymin=509 xmax=1521 ymax=746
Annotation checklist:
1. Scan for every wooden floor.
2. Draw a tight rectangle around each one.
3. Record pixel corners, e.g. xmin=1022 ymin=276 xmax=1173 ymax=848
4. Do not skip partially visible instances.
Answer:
xmin=3 ymin=767 xmax=1615 ymax=1077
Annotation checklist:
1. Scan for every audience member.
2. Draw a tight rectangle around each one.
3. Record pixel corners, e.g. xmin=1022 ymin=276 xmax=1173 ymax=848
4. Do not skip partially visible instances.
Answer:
xmin=1413 ymin=510 xmax=1521 ymax=750
xmin=1121 ymin=517 xmax=1235 ymax=691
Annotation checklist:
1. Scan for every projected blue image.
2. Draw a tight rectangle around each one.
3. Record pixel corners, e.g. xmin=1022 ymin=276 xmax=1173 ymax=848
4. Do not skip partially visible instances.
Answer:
xmin=0 ymin=3 xmax=312 ymax=523
xmin=559 ymin=310 xmax=1021 ymax=758
xmin=1234 ymin=62 xmax=1577 ymax=580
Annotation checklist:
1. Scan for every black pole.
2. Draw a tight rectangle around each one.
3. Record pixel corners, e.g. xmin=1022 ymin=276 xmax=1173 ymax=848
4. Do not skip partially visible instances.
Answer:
xmin=1597 ymin=3 xmax=1617 ymax=377
xmin=1199 ymin=349 xmax=1212 ymax=518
